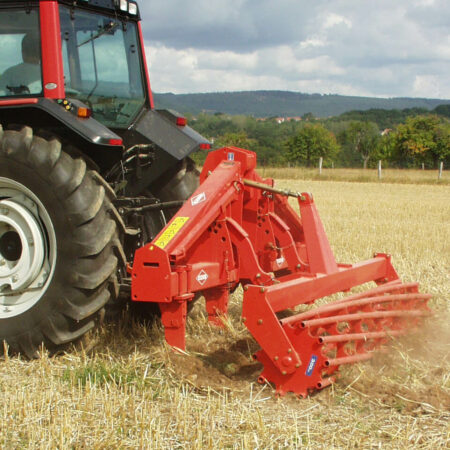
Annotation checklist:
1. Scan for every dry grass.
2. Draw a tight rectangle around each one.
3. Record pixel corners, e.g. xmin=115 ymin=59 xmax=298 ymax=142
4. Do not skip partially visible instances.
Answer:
xmin=1 ymin=178 xmax=449 ymax=448
xmin=262 ymin=166 xmax=449 ymax=185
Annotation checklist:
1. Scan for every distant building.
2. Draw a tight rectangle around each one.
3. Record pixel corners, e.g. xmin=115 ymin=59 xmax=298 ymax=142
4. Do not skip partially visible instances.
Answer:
xmin=274 ymin=116 xmax=303 ymax=124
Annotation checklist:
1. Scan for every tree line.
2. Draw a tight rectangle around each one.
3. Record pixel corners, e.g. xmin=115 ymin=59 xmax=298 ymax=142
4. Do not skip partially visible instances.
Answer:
xmin=154 ymin=90 xmax=450 ymax=118
xmin=189 ymin=105 xmax=450 ymax=169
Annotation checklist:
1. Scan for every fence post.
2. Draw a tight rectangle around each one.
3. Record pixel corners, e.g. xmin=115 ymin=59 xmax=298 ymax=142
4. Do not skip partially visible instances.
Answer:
xmin=378 ymin=160 xmax=382 ymax=180
xmin=422 ymin=163 xmax=425 ymax=170
xmin=438 ymin=161 xmax=443 ymax=180
xmin=319 ymin=157 xmax=323 ymax=175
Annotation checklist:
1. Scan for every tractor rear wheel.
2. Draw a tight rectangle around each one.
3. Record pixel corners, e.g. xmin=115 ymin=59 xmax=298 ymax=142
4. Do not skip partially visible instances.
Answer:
xmin=0 ymin=126 xmax=123 ymax=357
xmin=151 ymin=157 xmax=199 ymax=220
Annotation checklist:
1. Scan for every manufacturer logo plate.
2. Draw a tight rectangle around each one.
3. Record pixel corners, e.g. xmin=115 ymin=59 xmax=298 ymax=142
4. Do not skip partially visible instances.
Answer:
xmin=196 ymin=269 xmax=209 ymax=285
xmin=305 ymin=355 xmax=318 ymax=377
xmin=276 ymin=257 xmax=285 ymax=267
xmin=191 ymin=192 xmax=206 ymax=206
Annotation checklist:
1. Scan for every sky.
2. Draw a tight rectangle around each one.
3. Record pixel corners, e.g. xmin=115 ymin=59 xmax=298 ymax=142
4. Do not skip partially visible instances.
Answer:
xmin=139 ymin=0 xmax=450 ymax=99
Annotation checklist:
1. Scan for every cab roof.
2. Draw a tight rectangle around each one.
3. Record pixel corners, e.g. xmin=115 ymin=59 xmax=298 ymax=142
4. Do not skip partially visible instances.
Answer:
xmin=0 ymin=1 xmax=141 ymax=21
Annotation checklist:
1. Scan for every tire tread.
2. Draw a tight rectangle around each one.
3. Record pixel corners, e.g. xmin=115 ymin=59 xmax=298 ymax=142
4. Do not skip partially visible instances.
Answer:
xmin=0 ymin=126 xmax=124 ymax=356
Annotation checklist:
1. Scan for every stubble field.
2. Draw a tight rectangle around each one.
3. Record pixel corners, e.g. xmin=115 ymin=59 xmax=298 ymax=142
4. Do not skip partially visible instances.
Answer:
xmin=1 ymin=173 xmax=449 ymax=448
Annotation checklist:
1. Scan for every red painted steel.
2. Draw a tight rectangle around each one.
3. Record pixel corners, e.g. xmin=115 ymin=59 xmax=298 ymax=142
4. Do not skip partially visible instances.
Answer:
xmin=40 ymin=1 xmax=65 ymax=99
xmin=255 ymin=283 xmax=430 ymax=397
xmin=319 ymin=329 xmax=406 ymax=344
xmin=0 ymin=99 xmax=39 ymax=106
xmin=297 ymin=193 xmax=338 ymax=274
xmin=131 ymin=147 xmax=431 ymax=396
xmin=301 ymin=309 xmax=427 ymax=328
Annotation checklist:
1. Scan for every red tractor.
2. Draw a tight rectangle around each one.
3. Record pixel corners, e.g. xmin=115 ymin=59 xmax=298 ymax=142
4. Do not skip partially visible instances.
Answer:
xmin=0 ymin=1 xmax=429 ymax=397
xmin=0 ymin=0 xmax=207 ymax=355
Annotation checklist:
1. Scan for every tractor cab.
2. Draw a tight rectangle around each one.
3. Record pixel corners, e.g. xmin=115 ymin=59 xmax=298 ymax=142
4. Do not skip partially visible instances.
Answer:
xmin=0 ymin=1 xmax=146 ymax=129
xmin=0 ymin=1 xmax=209 ymax=178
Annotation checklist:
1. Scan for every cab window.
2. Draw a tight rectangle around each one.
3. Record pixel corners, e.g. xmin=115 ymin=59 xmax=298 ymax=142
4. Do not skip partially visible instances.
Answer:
xmin=0 ymin=8 xmax=42 ymax=96
xmin=59 ymin=6 xmax=146 ymax=129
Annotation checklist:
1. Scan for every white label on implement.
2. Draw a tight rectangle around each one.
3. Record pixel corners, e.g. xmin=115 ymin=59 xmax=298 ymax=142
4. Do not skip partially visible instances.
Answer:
xmin=196 ymin=269 xmax=209 ymax=285
xmin=276 ymin=257 xmax=285 ymax=267
xmin=227 ymin=152 xmax=235 ymax=161
xmin=191 ymin=192 xmax=206 ymax=206
xmin=306 ymin=355 xmax=318 ymax=376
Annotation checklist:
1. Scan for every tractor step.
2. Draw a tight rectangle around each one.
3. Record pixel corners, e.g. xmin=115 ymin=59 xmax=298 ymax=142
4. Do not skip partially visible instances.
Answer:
xmin=253 ymin=282 xmax=431 ymax=397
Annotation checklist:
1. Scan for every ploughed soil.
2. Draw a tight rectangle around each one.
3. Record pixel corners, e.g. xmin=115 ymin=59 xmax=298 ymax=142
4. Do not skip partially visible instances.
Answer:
xmin=157 ymin=306 xmax=450 ymax=408
xmin=168 ymin=337 xmax=262 ymax=394
xmin=92 ymin=291 xmax=449 ymax=409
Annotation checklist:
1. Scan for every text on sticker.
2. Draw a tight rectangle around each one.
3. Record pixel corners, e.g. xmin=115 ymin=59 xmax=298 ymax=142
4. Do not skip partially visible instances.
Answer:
xmin=154 ymin=217 xmax=189 ymax=249
xmin=305 ymin=355 xmax=318 ymax=377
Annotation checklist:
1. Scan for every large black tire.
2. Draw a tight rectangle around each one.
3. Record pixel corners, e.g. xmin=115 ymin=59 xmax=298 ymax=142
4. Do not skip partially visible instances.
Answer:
xmin=0 ymin=126 xmax=124 ymax=358
xmin=151 ymin=157 xmax=200 ymax=220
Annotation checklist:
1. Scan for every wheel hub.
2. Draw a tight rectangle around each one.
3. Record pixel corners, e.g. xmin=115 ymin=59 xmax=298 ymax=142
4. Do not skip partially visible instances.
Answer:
xmin=0 ymin=178 xmax=56 ymax=318
xmin=0 ymin=230 xmax=22 ymax=262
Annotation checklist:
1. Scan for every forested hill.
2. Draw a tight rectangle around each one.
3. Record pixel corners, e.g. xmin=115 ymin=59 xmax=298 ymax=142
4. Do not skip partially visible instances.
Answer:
xmin=153 ymin=90 xmax=450 ymax=118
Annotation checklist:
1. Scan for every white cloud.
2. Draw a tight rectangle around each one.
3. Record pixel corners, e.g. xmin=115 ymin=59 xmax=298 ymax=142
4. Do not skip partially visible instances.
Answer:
xmin=141 ymin=0 xmax=450 ymax=98
xmin=323 ymin=13 xmax=352 ymax=29
xmin=299 ymin=38 xmax=327 ymax=49
xmin=414 ymin=0 xmax=435 ymax=5
xmin=147 ymin=45 xmax=366 ymax=96
xmin=413 ymin=75 xmax=448 ymax=98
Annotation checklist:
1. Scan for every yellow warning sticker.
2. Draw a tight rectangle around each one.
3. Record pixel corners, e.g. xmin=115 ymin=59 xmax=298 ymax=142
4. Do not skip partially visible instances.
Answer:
xmin=154 ymin=217 xmax=189 ymax=249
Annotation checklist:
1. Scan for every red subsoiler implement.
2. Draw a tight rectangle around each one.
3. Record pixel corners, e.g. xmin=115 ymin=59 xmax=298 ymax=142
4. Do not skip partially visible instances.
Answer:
xmin=132 ymin=147 xmax=431 ymax=397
